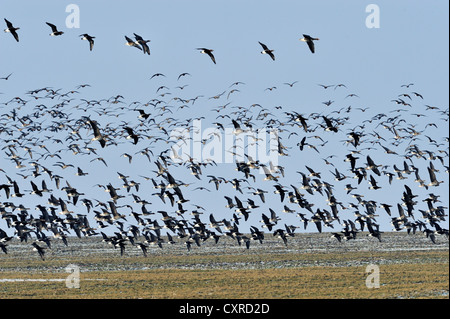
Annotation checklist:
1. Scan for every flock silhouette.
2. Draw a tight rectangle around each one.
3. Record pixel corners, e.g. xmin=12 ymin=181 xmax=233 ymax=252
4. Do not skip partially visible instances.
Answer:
xmin=1 ymin=18 xmax=449 ymax=260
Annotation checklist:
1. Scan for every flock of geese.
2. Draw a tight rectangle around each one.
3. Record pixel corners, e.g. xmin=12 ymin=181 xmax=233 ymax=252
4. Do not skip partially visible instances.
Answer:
xmin=1 ymin=20 xmax=449 ymax=261
xmin=3 ymin=18 xmax=319 ymax=58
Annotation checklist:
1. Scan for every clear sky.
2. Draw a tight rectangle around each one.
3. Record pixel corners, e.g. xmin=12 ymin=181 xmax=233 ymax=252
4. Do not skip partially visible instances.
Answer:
xmin=0 ymin=1 xmax=449 ymax=239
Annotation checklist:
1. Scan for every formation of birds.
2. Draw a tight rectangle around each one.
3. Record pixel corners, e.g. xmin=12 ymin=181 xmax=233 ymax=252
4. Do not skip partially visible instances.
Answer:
xmin=1 ymin=18 xmax=449 ymax=261
xmin=3 ymin=18 xmax=319 ymax=58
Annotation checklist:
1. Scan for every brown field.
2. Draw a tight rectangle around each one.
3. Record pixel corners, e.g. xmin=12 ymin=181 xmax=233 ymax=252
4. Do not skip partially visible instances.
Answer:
xmin=0 ymin=232 xmax=448 ymax=299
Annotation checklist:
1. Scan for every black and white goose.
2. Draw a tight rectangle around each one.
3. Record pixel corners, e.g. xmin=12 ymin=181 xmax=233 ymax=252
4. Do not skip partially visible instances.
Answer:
xmin=258 ymin=41 xmax=275 ymax=60
xmin=197 ymin=48 xmax=216 ymax=64
xmin=4 ymin=18 xmax=19 ymax=42
xmin=300 ymin=34 xmax=319 ymax=53
xmin=80 ymin=33 xmax=95 ymax=51
xmin=125 ymin=35 xmax=142 ymax=50
xmin=46 ymin=22 xmax=64 ymax=36
xmin=134 ymin=33 xmax=151 ymax=55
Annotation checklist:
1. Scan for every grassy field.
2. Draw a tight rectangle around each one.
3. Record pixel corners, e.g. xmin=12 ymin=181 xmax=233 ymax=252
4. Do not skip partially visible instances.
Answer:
xmin=0 ymin=247 xmax=448 ymax=299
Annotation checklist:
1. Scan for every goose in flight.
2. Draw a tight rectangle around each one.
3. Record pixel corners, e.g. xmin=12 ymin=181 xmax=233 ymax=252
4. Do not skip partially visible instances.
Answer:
xmin=86 ymin=118 xmax=106 ymax=148
xmin=4 ymin=19 xmax=19 ymax=42
xmin=284 ymin=81 xmax=298 ymax=87
xmin=46 ymin=22 xmax=64 ymax=36
xmin=232 ymin=119 xmax=245 ymax=135
xmin=125 ymin=35 xmax=142 ymax=50
xmin=300 ymin=34 xmax=319 ymax=53
xmin=260 ymin=213 xmax=275 ymax=231
xmin=124 ymin=126 xmax=139 ymax=145
xmin=80 ymin=33 xmax=95 ymax=51
xmin=177 ymin=72 xmax=191 ymax=80
xmin=368 ymin=175 xmax=381 ymax=190
xmin=197 ymin=48 xmax=216 ymax=64
xmin=427 ymin=166 xmax=443 ymax=187
xmin=32 ymin=242 xmax=46 ymax=260
xmin=258 ymin=41 xmax=275 ymax=60
xmin=365 ymin=155 xmax=381 ymax=176
xmin=322 ymin=116 xmax=338 ymax=132
xmin=134 ymin=33 xmax=151 ymax=55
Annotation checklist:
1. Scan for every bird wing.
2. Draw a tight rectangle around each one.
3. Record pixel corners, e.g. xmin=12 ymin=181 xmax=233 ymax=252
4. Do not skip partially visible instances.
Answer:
xmin=13 ymin=181 xmax=20 ymax=194
xmin=258 ymin=41 xmax=269 ymax=51
xmin=4 ymin=19 xmax=13 ymax=28
xmin=206 ymin=50 xmax=216 ymax=64
xmin=428 ymin=167 xmax=437 ymax=182
xmin=269 ymin=208 xmax=277 ymax=220
xmin=88 ymin=119 xmax=100 ymax=136
xmin=306 ymin=40 xmax=315 ymax=53
xmin=30 ymin=181 xmax=39 ymax=192
xmin=124 ymin=126 xmax=134 ymax=135
xmin=314 ymin=219 xmax=322 ymax=233
xmin=224 ymin=196 xmax=234 ymax=206
xmin=133 ymin=33 xmax=144 ymax=41
xmin=232 ymin=119 xmax=241 ymax=129
xmin=323 ymin=116 xmax=332 ymax=127
xmin=125 ymin=36 xmax=141 ymax=49
xmin=367 ymin=155 xmax=375 ymax=166
xmin=88 ymin=38 xmax=95 ymax=51
xmin=234 ymin=196 xmax=244 ymax=208
xmin=46 ymin=22 xmax=58 ymax=32
xmin=12 ymin=30 xmax=19 ymax=42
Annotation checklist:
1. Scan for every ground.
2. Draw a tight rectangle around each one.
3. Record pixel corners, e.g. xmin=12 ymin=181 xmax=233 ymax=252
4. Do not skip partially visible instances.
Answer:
xmin=0 ymin=232 xmax=448 ymax=299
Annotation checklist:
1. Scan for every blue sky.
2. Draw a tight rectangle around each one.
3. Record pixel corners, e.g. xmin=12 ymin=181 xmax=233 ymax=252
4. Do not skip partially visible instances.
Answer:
xmin=0 ymin=1 xmax=449 ymax=238
xmin=2 ymin=1 xmax=448 ymax=99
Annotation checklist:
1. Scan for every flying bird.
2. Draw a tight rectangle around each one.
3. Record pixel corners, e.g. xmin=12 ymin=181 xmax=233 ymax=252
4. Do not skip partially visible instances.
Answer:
xmin=86 ymin=118 xmax=106 ymax=148
xmin=134 ymin=33 xmax=151 ymax=55
xmin=32 ymin=242 xmax=46 ymax=260
xmin=124 ymin=126 xmax=139 ymax=145
xmin=125 ymin=35 xmax=142 ymax=50
xmin=4 ymin=19 xmax=19 ymax=42
xmin=46 ymin=22 xmax=64 ymax=36
xmin=197 ymin=48 xmax=216 ymax=64
xmin=300 ymin=34 xmax=319 ymax=53
xmin=0 ymin=73 xmax=13 ymax=80
xmin=177 ymin=72 xmax=191 ymax=80
xmin=258 ymin=41 xmax=275 ymax=61
xmin=80 ymin=33 xmax=95 ymax=51
xmin=284 ymin=81 xmax=298 ymax=87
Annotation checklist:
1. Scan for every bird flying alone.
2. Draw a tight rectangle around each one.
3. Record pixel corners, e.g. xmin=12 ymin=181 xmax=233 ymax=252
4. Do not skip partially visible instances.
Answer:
xmin=0 ymin=73 xmax=12 ymax=80
xmin=4 ymin=18 xmax=19 ymax=42
xmin=80 ymin=33 xmax=95 ymax=51
xmin=197 ymin=48 xmax=216 ymax=64
xmin=258 ymin=41 xmax=275 ymax=60
xmin=300 ymin=34 xmax=319 ymax=53
xmin=46 ymin=22 xmax=64 ymax=36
